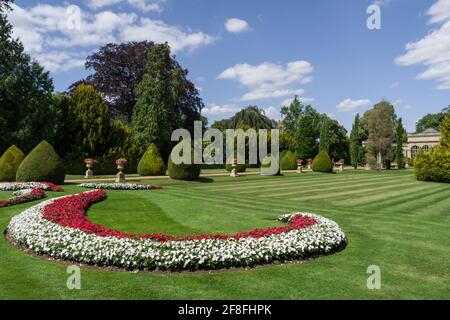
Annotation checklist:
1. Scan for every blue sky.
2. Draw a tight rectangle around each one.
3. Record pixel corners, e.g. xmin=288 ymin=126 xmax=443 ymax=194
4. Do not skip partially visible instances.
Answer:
xmin=7 ymin=0 xmax=450 ymax=132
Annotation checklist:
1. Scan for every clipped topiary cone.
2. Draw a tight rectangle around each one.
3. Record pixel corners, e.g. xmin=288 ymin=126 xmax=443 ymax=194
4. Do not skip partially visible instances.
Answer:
xmin=0 ymin=145 xmax=25 ymax=181
xmin=137 ymin=143 xmax=167 ymax=176
xmin=312 ymin=150 xmax=334 ymax=173
xmin=16 ymin=140 xmax=65 ymax=184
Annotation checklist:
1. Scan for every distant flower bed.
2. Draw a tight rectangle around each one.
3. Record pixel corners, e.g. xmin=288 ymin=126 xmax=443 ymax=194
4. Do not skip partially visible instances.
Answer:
xmin=0 ymin=188 xmax=46 ymax=207
xmin=0 ymin=182 xmax=63 ymax=192
xmin=7 ymin=190 xmax=347 ymax=271
xmin=78 ymin=183 xmax=163 ymax=190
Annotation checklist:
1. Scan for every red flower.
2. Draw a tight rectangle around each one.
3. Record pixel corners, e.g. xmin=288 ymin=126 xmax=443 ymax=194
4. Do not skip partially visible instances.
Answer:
xmin=42 ymin=190 xmax=317 ymax=242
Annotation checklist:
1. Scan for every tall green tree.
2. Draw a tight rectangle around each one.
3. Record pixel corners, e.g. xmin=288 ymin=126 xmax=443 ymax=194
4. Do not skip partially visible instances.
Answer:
xmin=350 ymin=114 xmax=361 ymax=169
xmin=319 ymin=118 xmax=331 ymax=153
xmin=132 ymin=43 xmax=181 ymax=157
xmin=395 ymin=118 xmax=406 ymax=169
xmin=366 ymin=101 xmax=395 ymax=170
xmin=0 ymin=2 xmax=56 ymax=153
xmin=440 ymin=115 xmax=450 ymax=148
xmin=416 ymin=106 xmax=450 ymax=133
xmin=281 ymin=95 xmax=303 ymax=133
xmin=295 ymin=115 xmax=318 ymax=160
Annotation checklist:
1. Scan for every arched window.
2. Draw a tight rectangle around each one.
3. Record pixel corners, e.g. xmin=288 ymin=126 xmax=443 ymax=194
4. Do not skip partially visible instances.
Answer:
xmin=422 ymin=145 xmax=430 ymax=152
xmin=411 ymin=146 xmax=420 ymax=157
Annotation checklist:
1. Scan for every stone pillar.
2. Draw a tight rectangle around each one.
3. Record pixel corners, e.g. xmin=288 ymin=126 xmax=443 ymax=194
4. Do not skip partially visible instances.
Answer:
xmin=230 ymin=159 xmax=239 ymax=177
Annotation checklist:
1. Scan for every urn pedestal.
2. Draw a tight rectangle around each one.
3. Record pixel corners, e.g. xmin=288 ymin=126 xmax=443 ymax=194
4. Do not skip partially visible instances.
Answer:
xmin=115 ymin=158 xmax=128 ymax=183
xmin=84 ymin=159 xmax=95 ymax=179
xmin=230 ymin=159 xmax=239 ymax=177
xmin=296 ymin=160 xmax=303 ymax=174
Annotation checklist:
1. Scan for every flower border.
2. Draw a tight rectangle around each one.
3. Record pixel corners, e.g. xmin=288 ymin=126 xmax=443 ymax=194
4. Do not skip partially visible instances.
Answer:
xmin=7 ymin=191 xmax=347 ymax=271
xmin=0 ymin=182 xmax=63 ymax=192
xmin=78 ymin=183 xmax=163 ymax=190
xmin=0 ymin=188 xmax=46 ymax=207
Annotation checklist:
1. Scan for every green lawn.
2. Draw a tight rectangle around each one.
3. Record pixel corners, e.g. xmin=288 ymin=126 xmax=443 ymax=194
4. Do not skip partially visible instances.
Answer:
xmin=1 ymin=170 xmax=449 ymax=299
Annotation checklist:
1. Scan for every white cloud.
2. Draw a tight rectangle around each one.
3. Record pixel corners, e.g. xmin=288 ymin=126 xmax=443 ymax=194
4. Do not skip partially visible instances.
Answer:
xmin=389 ymin=81 xmax=400 ymax=88
xmin=202 ymin=104 xmax=242 ymax=116
xmin=218 ymin=60 xmax=314 ymax=101
xmin=337 ymin=99 xmax=371 ymax=112
xmin=428 ymin=0 xmax=450 ymax=24
xmin=8 ymin=3 xmax=215 ymax=73
xmin=86 ymin=0 xmax=162 ymax=12
xmin=225 ymin=18 xmax=250 ymax=33
xmin=86 ymin=0 xmax=122 ymax=10
xmin=120 ymin=18 xmax=215 ymax=52
xmin=281 ymin=96 xmax=315 ymax=107
xmin=395 ymin=0 xmax=450 ymax=90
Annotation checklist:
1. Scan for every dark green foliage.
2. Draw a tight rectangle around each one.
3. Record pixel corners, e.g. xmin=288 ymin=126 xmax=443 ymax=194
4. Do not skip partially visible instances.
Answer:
xmin=168 ymin=153 xmax=201 ymax=181
xmin=350 ymin=114 xmax=361 ymax=169
xmin=132 ymin=43 xmax=177 ymax=158
xmin=280 ymin=151 xmax=297 ymax=170
xmin=295 ymin=115 xmax=319 ymax=160
xmin=138 ymin=144 xmax=166 ymax=176
xmin=212 ymin=106 xmax=276 ymax=130
xmin=414 ymin=147 xmax=450 ymax=183
xmin=319 ymin=119 xmax=331 ymax=153
xmin=0 ymin=145 xmax=25 ymax=181
xmin=416 ymin=106 xmax=449 ymax=133
xmin=312 ymin=150 xmax=333 ymax=173
xmin=132 ymin=43 xmax=202 ymax=159
xmin=16 ymin=141 xmax=65 ymax=184
xmin=225 ymin=163 xmax=246 ymax=173
xmin=366 ymin=101 xmax=395 ymax=169
xmin=440 ymin=116 xmax=450 ymax=148
xmin=395 ymin=118 xmax=406 ymax=169
xmin=281 ymin=95 xmax=303 ymax=133
xmin=0 ymin=6 xmax=56 ymax=153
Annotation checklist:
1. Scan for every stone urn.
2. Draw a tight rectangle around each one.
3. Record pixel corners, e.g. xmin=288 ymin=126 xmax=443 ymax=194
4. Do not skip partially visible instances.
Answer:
xmin=307 ymin=159 xmax=313 ymax=170
xmin=296 ymin=159 xmax=304 ymax=174
xmin=84 ymin=158 xmax=96 ymax=179
xmin=338 ymin=159 xmax=345 ymax=172
xmin=230 ymin=159 xmax=239 ymax=177
xmin=115 ymin=158 xmax=128 ymax=183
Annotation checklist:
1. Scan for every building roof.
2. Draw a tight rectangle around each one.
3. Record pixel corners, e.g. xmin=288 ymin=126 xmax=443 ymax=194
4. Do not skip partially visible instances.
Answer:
xmin=409 ymin=128 xmax=441 ymax=137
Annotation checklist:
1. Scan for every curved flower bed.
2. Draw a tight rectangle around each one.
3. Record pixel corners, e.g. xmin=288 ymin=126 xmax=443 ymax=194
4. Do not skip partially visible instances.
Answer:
xmin=7 ymin=190 xmax=347 ymax=271
xmin=0 ymin=188 xmax=46 ymax=207
xmin=0 ymin=182 xmax=63 ymax=192
xmin=78 ymin=183 xmax=163 ymax=190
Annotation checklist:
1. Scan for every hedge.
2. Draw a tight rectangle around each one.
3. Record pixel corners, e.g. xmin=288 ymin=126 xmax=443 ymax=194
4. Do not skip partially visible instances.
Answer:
xmin=414 ymin=147 xmax=450 ymax=183
xmin=16 ymin=141 xmax=65 ymax=184
xmin=280 ymin=151 xmax=297 ymax=170
xmin=0 ymin=145 xmax=25 ymax=181
xmin=137 ymin=144 xmax=166 ymax=176
xmin=168 ymin=153 xmax=201 ymax=181
xmin=312 ymin=151 xmax=333 ymax=173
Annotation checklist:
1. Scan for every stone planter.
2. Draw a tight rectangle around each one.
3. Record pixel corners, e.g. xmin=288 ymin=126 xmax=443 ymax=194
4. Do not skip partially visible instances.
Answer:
xmin=115 ymin=158 xmax=128 ymax=183
xmin=84 ymin=158 xmax=96 ymax=179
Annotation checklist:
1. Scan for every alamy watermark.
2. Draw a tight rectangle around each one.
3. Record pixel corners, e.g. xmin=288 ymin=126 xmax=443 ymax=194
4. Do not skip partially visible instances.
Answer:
xmin=171 ymin=121 xmax=280 ymax=175
xmin=367 ymin=4 xmax=382 ymax=30
xmin=367 ymin=265 xmax=381 ymax=289
xmin=66 ymin=265 xmax=81 ymax=290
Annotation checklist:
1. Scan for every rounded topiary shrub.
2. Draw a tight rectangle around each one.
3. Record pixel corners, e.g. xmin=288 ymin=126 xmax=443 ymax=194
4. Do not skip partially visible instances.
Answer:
xmin=16 ymin=141 xmax=65 ymax=184
xmin=137 ymin=144 xmax=166 ymax=176
xmin=312 ymin=150 xmax=333 ymax=173
xmin=168 ymin=153 xmax=201 ymax=181
xmin=225 ymin=163 xmax=247 ymax=173
xmin=280 ymin=151 xmax=297 ymax=170
xmin=414 ymin=147 xmax=450 ymax=183
xmin=0 ymin=145 xmax=25 ymax=181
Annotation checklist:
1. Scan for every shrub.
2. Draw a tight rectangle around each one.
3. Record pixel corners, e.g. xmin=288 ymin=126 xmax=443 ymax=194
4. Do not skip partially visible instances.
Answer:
xmin=414 ymin=147 xmax=450 ymax=183
xmin=16 ymin=141 xmax=65 ymax=184
xmin=137 ymin=144 xmax=166 ymax=176
xmin=168 ymin=153 xmax=201 ymax=181
xmin=280 ymin=151 xmax=297 ymax=170
xmin=312 ymin=151 xmax=333 ymax=173
xmin=0 ymin=145 xmax=25 ymax=181
xmin=225 ymin=163 xmax=247 ymax=173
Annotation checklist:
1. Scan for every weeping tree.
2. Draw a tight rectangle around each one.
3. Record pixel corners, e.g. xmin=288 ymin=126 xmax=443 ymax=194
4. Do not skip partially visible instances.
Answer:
xmin=227 ymin=106 xmax=276 ymax=129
